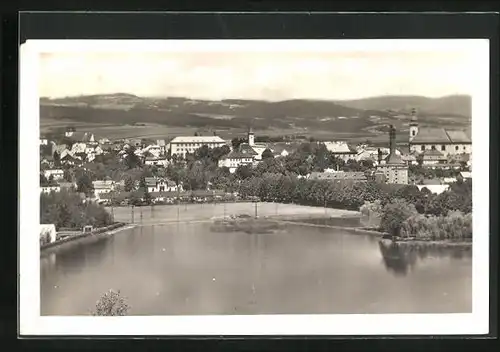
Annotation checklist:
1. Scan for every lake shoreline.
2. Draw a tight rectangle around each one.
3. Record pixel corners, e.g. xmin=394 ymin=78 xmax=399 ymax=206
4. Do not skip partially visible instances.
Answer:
xmin=109 ymin=202 xmax=472 ymax=248
xmin=40 ymin=222 xmax=135 ymax=254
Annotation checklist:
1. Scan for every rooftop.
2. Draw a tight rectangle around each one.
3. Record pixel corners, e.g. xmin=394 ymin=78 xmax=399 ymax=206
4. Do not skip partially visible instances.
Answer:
xmin=324 ymin=141 xmax=357 ymax=154
xmin=460 ymin=171 xmax=472 ymax=178
xmin=411 ymin=128 xmax=471 ymax=144
xmin=170 ymin=136 xmax=226 ymax=144
xmin=238 ymin=143 xmax=259 ymax=155
xmin=422 ymin=149 xmax=446 ymax=158
xmin=92 ymin=180 xmax=115 ymax=189
xmin=69 ymin=132 xmax=95 ymax=143
xmin=384 ymin=153 xmax=405 ymax=165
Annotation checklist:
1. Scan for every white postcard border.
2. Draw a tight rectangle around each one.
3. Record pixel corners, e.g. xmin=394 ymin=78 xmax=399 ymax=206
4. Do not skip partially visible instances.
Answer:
xmin=19 ymin=39 xmax=490 ymax=336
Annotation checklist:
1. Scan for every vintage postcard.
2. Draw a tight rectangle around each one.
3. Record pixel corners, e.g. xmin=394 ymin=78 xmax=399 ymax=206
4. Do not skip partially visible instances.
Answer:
xmin=19 ymin=39 xmax=489 ymax=335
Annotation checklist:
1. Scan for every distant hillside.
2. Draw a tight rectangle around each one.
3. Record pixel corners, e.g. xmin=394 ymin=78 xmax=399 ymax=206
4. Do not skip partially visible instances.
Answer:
xmin=334 ymin=95 xmax=471 ymax=118
xmin=40 ymin=94 xmax=471 ymax=139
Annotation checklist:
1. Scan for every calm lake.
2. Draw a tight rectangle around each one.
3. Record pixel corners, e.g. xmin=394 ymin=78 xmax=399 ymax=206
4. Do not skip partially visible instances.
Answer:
xmin=40 ymin=217 xmax=472 ymax=315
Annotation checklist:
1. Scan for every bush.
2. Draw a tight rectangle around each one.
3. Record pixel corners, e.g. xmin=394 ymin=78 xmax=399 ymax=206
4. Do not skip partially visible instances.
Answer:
xmin=401 ymin=210 xmax=472 ymax=241
xmin=91 ymin=289 xmax=130 ymax=316
xmin=379 ymin=198 xmax=418 ymax=236
xmin=359 ymin=200 xmax=383 ymax=228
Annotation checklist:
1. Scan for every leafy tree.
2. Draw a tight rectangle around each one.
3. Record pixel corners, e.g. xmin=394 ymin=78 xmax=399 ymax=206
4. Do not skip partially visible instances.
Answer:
xmin=76 ymin=173 xmax=94 ymax=196
xmin=196 ymin=145 xmax=210 ymax=159
xmin=235 ymin=165 xmax=253 ymax=180
xmin=416 ymin=153 xmax=424 ymax=166
xmin=63 ymin=169 xmax=73 ymax=182
xmin=231 ymin=137 xmax=246 ymax=150
xmin=138 ymin=176 xmax=152 ymax=205
xmin=124 ymin=146 xmax=142 ymax=169
xmin=92 ymin=289 xmax=130 ymax=316
xmin=53 ymin=151 xmax=61 ymax=167
xmin=166 ymin=162 xmax=186 ymax=187
xmin=40 ymin=173 xmax=49 ymax=186
xmin=40 ymin=189 xmax=112 ymax=229
xmin=186 ymin=162 xmax=208 ymax=190
xmin=380 ymin=198 xmax=418 ymax=236
xmin=261 ymin=148 xmax=274 ymax=160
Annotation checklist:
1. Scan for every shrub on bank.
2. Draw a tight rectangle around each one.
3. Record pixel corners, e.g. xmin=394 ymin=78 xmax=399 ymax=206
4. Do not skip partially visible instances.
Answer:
xmin=401 ymin=211 xmax=472 ymax=241
xmin=359 ymin=200 xmax=383 ymax=228
xmin=379 ymin=198 xmax=419 ymax=236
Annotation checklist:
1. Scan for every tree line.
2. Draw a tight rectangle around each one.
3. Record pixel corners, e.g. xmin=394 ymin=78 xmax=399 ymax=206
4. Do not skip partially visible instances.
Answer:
xmin=40 ymin=190 xmax=113 ymax=230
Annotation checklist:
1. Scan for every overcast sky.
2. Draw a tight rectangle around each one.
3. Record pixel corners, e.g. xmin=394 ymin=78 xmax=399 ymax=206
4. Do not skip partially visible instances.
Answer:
xmin=39 ymin=49 xmax=475 ymax=101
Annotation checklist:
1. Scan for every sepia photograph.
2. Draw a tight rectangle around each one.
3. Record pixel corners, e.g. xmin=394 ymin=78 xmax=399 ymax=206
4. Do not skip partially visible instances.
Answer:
xmin=19 ymin=38 xmax=489 ymax=335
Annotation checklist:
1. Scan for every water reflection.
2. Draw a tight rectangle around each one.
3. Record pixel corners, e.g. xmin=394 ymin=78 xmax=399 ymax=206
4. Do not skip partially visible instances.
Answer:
xmin=378 ymin=240 xmax=472 ymax=277
xmin=41 ymin=223 xmax=472 ymax=315
xmin=41 ymin=236 xmax=113 ymax=275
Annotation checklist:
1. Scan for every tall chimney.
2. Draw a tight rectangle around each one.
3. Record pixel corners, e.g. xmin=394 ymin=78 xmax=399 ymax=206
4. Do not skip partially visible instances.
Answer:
xmin=389 ymin=124 xmax=396 ymax=155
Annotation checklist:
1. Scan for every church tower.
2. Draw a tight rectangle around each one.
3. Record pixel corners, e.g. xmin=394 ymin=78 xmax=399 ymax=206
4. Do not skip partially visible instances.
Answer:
xmin=248 ymin=127 xmax=255 ymax=147
xmin=409 ymin=108 xmax=419 ymax=142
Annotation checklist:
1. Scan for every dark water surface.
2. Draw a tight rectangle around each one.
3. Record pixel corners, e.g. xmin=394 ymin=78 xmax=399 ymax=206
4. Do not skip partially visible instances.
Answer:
xmin=40 ymin=223 xmax=472 ymax=315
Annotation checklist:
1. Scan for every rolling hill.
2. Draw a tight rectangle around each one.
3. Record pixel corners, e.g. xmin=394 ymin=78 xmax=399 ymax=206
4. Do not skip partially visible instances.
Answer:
xmin=40 ymin=94 xmax=471 ymax=141
xmin=334 ymin=95 xmax=471 ymax=118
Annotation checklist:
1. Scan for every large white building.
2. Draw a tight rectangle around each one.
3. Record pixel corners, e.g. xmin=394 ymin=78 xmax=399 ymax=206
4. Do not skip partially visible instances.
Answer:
xmin=218 ymin=150 xmax=255 ymax=173
xmin=408 ymin=108 xmax=472 ymax=157
xmin=324 ymin=141 xmax=357 ymax=162
xmin=169 ymin=136 xmax=227 ymax=158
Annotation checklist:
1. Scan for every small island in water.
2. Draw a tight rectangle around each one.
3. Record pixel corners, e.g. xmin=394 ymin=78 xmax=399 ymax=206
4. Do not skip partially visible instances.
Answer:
xmin=210 ymin=214 xmax=285 ymax=234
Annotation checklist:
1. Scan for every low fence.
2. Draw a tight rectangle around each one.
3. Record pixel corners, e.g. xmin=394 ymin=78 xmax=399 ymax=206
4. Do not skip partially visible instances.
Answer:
xmin=40 ymin=222 xmax=127 ymax=251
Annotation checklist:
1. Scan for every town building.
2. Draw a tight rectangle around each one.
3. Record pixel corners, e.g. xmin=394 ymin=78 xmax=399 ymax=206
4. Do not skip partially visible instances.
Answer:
xmin=169 ymin=136 xmax=227 ymax=158
xmin=40 ymin=185 xmax=61 ymax=194
xmin=457 ymin=171 xmax=472 ymax=182
xmin=71 ymin=142 xmax=87 ymax=154
xmin=92 ymin=180 xmax=116 ymax=199
xmin=144 ymin=156 xmax=168 ymax=167
xmin=324 ymin=141 xmax=357 ymax=162
xmin=43 ymin=169 xmax=64 ymax=180
xmin=377 ymin=125 xmax=409 ymax=185
xmin=65 ymin=130 xmax=96 ymax=143
xmin=218 ymin=149 xmax=255 ymax=173
xmin=408 ymin=108 xmax=472 ymax=156
xmin=145 ymin=177 xmax=178 ymax=193
xmin=143 ymin=144 xmax=164 ymax=158
xmin=238 ymin=128 xmax=269 ymax=161
xmin=270 ymin=142 xmax=300 ymax=158
xmin=40 ymin=224 xmax=57 ymax=244
xmin=40 ymin=155 xmax=54 ymax=168
xmin=420 ymin=149 xmax=448 ymax=166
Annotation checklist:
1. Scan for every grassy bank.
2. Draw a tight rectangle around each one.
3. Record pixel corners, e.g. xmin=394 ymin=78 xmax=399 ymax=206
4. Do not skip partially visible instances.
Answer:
xmin=40 ymin=222 xmax=130 ymax=252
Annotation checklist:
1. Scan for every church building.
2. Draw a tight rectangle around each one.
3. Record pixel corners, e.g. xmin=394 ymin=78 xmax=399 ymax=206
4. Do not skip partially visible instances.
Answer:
xmin=408 ymin=108 xmax=471 ymax=157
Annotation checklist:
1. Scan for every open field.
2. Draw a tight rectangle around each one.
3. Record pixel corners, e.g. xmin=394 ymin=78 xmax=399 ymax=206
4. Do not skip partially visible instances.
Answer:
xmin=109 ymin=202 xmax=360 ymax=225
xmin=40 ymin=118 xmax=411 ymax=142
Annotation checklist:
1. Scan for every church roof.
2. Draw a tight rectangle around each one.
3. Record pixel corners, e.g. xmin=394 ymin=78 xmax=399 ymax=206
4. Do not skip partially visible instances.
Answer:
xmin=411 ymin=128 xmax=471 ymax=144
